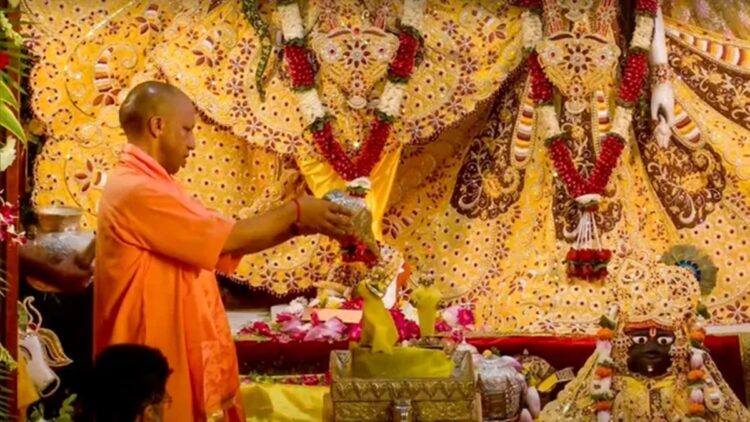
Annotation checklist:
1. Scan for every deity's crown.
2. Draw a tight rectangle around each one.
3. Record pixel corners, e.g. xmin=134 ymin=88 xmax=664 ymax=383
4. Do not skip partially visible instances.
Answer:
xmin=614 ymin=261 xmax=700 ymax=331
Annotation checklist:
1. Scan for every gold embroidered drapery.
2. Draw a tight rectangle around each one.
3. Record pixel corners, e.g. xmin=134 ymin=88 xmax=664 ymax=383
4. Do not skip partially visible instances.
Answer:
xmin=26 ymin=0 xmax=750 ymax=333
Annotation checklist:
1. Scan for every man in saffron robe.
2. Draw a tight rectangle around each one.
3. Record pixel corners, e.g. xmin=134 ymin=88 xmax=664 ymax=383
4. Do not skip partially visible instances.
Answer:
xmin=93 ymin=81 xmax=353 ymax=421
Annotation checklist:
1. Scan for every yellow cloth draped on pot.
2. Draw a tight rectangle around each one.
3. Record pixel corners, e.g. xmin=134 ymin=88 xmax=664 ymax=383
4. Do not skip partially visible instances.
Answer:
xmin=241 ymin=383 xmax=327 ymax=422
xmin=357 ymin=281 xmax=398 ymax=354
xmin=411 ymin=285 xmax=442 ymax=337
xmin=296 ymin=145 xmax=401 ymax=239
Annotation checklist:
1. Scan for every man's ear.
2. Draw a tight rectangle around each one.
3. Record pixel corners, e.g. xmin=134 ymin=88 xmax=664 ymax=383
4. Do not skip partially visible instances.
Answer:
xmin=147 ymin=115 xmax=164 ymax=138
xmin=140 ymin=404 xmax=159 ymax=422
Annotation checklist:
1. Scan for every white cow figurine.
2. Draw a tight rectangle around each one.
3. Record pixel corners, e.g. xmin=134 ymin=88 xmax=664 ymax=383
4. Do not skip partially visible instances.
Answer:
xmin=18 ymin=297 xmax=72 ymax=398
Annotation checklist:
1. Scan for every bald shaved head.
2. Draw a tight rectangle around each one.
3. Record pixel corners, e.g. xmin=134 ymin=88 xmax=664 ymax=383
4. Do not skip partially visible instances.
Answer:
xmin=120 ymin=81 xmax=197 ymax=174
xmin=119 ymin=81 xmax=191 ymax=138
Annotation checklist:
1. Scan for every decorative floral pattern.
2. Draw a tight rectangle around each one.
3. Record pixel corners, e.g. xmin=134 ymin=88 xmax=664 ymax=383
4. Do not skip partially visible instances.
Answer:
xmin=635 ymin=111 xmax=726 ymax=229
xmin=668 ymin=37 xmax=750 ymax=132
xmin=25 ymin=0 xmax=750 ymax=331
xmin=451 ymin=70 xmax=527 ymax=219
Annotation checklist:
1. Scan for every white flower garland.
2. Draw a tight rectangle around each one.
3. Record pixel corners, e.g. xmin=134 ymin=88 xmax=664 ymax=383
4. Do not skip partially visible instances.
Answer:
xmin=378 ymin=81 xmax=405 ymax=118
xmin=400 ymin=0 xmax=427 ymax=33
xmin=278 ymin=0 xmax=426 ymax=126
xmin=347 ymin=176 xmax=372 ymax=191
xmin=297 ymin=89 xmax=326 ymax=125
xmin=610 ymin=105 xmax=634 ymax=140
xmin=631 ymin=15 xmax=655 ymax=51
xmin=278 ymin=3 xmax=305 ymax=41
xmin=536 ymin=105 xmax=561 ymax=140
xmin=521 ymin=11 xmax=543 ymax=51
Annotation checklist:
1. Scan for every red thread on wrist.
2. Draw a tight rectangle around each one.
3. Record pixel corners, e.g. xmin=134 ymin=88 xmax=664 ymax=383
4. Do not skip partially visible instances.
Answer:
xmin=292 ymin=198 xmax=301 ymax=223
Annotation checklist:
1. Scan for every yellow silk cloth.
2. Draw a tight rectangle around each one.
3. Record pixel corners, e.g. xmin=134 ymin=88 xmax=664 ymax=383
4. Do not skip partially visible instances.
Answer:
xmin=611 ymin=376 xmax=688 ymax=419
xmin=411 ymin=285 xmax=442 ymax=337
xmin=17 ymin=354 xmax=38 ymax=420
xmin=241 ymin=383 xmax=327 ymax=422
xmin=350 ymin=345 xmax=455 ymax=379
xmin=357 ymin=281 xmax=398 ymax=354
xmin=297 ymin=146 xmax=402 ymax=240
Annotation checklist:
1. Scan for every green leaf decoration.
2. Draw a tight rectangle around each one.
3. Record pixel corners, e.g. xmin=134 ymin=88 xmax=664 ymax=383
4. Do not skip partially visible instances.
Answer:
xmin=598 ymin=315 xmax=616 ymax=330
xmin=0 ymin=79 xmax=17 ymax=109
xmin=660 ymin=245 xmax=718 ymax=296
xmin=0 ymin=103 xmax=25 ymax=143
xmin=242 ymin=0 xmax=272 ymax=101
xmin=697 ymin=303 xmax=710 ymax=320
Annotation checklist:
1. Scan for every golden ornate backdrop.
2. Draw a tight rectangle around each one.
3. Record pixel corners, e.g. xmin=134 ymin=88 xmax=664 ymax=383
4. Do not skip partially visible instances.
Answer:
xmin=26 ymin=0 xmax=750 ymax=333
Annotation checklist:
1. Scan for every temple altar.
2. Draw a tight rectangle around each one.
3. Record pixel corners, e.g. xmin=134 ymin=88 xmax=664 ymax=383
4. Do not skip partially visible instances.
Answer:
xmin=9 ymin=0 xmax=750 ymax=420
xmin=231 ymin=333 xmax=750 ymax=421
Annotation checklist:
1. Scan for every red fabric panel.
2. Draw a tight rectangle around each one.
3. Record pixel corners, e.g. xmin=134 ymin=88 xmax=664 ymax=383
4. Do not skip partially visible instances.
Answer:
xmin=235 ymin=335 xmax=746 ymax=404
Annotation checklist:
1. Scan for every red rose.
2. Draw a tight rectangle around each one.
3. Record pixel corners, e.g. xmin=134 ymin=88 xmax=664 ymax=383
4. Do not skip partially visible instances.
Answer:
xmin=596 ymin=249 xmax=613 ymax=263
xmin=566 ymin=249 xmax=579 ymax=262
xmin=578 ymin=249 xmax=595 ymax=262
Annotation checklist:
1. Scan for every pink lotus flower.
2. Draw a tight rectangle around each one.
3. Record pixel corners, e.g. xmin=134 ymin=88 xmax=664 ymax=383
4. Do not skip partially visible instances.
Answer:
xmin=278 ymin=315 xmax=307 ymax=336
xmin=310 ymin=311 xmax=322 ymax=326
xmin=347 ymin=323 xmax=362 ymax=341
xmin=243 ymin=321 xmax=273 ymax=338
xmin=457 ymin=308 xmax=475 ymax=327
xmin=391 ymin=308 xmax=420 ymax=341
xmin=300 ymin=375 xmax=322 ymax=386
xmin=276 ymin=312 xmax=295 ymax=323
xmin=342 ymin=297 xmax=364 ymax=310
xmin=435 ymin=319 xmax=452 ymax=333
xmin=304 ymin=317 xmax=347 ymax=342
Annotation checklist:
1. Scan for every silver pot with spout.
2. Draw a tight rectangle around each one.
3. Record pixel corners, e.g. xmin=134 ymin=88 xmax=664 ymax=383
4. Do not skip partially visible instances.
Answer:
xmin=21 ymin=206 xmax=94 ymax=292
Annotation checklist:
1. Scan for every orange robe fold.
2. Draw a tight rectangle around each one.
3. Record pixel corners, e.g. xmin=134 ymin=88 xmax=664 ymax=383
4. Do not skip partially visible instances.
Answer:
xmin=94 ymin=144 xmax=243 ymax=421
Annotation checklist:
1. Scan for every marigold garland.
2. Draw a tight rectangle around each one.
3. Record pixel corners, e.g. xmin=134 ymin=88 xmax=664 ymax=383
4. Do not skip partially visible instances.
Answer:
xmin=590 ymin=311 xmax=617 ymax=422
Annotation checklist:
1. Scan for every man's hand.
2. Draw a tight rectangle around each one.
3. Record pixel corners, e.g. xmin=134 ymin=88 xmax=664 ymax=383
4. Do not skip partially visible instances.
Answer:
xmin=296 ymin=196 xmax=354 ymax=238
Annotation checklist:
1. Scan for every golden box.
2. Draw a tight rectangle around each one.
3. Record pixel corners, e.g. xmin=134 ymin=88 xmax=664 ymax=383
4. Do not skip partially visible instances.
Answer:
xmin=329 ymin=349 xmax=480 ymax=421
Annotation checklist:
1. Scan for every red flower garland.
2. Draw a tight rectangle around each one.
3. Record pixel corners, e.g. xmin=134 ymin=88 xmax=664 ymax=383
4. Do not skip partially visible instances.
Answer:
xmin=284 ymin=29 xmax=421 ymax=180
xmin=522 ymin=0 xmax=657 ymax=279
xmin=285 ymin=44 xmax=315 ymax=90
xmin=635 ymin=0 xmax=659 ymax=14
xmin=528 ymin=50 xmax=649 ymax=198
xmin=514 ymin=0 xmax=542 ymax=8
xmin=389 ymin=32 xmax=419 ymax=81
xmin=617 ymin=52 xmax=649 ymax=105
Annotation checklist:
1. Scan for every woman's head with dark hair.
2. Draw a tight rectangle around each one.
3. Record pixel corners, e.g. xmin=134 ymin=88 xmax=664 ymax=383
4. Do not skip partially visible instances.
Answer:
xmin=90 ymin=344 xmax=171 ymax=422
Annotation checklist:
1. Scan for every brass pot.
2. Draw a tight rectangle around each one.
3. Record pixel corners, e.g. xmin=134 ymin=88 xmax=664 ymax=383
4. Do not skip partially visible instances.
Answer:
xmin=36 ymin=206 xmax=84 ymax=234
xmin=22 ymin=206 xmax=94 ymax=293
